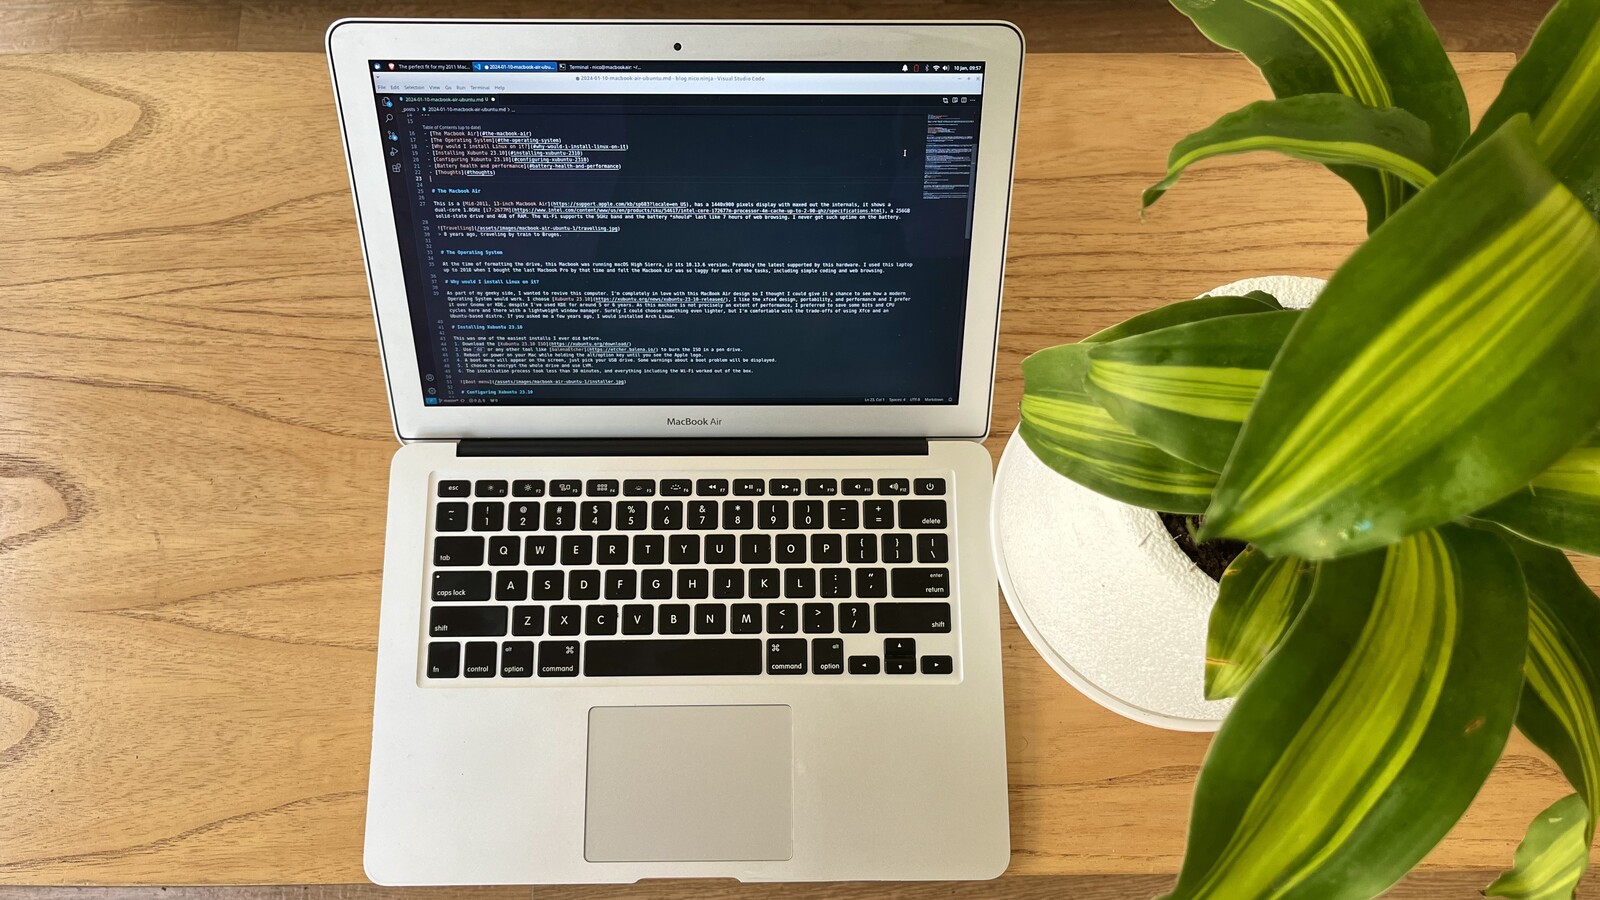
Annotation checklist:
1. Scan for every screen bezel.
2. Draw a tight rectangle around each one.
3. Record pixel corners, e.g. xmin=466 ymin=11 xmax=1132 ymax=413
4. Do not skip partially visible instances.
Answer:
xmin=328 ymin=19 xmax=1022 ymax=441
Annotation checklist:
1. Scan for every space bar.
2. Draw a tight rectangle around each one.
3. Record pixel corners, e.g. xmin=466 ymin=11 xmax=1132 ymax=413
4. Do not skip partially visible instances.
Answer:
xmin=584 ymin=639 xmax=764 ymax=677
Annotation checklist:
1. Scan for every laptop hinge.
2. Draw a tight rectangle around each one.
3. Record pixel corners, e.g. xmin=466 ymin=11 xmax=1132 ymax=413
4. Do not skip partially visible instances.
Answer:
xmin=456 ymin=438 xmax=929 ymax=458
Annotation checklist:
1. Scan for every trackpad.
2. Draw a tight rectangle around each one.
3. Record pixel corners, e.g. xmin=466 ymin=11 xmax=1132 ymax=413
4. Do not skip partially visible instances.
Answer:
xmin=585 ymin=705 xmax=793 ymax=862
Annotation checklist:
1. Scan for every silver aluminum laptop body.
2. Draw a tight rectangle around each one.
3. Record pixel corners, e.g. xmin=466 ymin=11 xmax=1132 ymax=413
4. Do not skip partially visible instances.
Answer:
xmin=328 ymin=19 xmax=1022 ymax=885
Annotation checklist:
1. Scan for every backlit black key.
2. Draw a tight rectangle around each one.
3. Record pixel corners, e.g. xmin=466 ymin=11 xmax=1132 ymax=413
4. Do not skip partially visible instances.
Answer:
xmin=474 ymin=480 xmax=508 ymax=497
xmin=533 ymin=569 xmax=564 ymax=600
xmin=435 ymin=502 xmax=468 ymax=532
xmin=813 ymin=638 xmax=845 ymax=674
xmin=472 ymin=501 xmax=504 ymax=532
xmin=495 ymin=570 xmax=528 ymax=601
xmin=804 ymin=478 xmax=838 ymax=496
xmin=794 ymin=500 xmax=824 ymax=529
xmin=525 ymin=535 xmax=556 ymax=566
xmin=803 ymin=603 xmax=834 ymax=633
xmin=634 ymin=535 xmax=665 ymax=564
xmin=917 ymin=533 xmax=949 ymax=563
xmin=898 ymin=500 xmax=947 ymax=529
xmin=877 ymin=478 xmax=910 ymax=496
xmin=769 ymin=478 xmax=801 ymax=496
xmin=822 ymin=568 xmax=852 ymax=599
xmin=488 ymin=536 xmax=520 ymax=566
xmin=890 ymin=569 xmax=951 ymax=599
xmin=688 ymin=500 xmax=718 ymax=530
xmin=733 ymin=478 xmax=765 ymax=496
xmin=863 ymin=500 xmax=894 ymax=529
xmin=749 ymin=568 xmax=781 ymax=599
xmin=464 ymin=641 xmax=497 ymax=678
xmin=875 ymin=602 xmax=954 ymax=633
xmin=705 ymin=534 xmax=736 ymax=564
xmin=740 ymin=533 xmax=772 ymax=564
xmin=586 ymin=639 xmax=762 ymax=677
xmin=784 ymin=568 xmax=817 ymax=599
xmin=513 ymin=479 xmax=545 ymax=497
xmin=429 ymin=606 xmax=507 ymax=638
xmin=501 ymin=641 xmax=535 ymax=677
xmin=914 ymin=478 xmax=946 ymax=495
xmin=855 ymin=568 xmax=887 ymax=598
xmin=885 ymin=637 xmax=917 ymax=658
xmin=508 ymin=501 xmax=539 ymax=531
xmin=827 ymin=501 xmax=860 ymax=530
xmin=921 ymin=655 xmax=954 ymax=675
xmin=677 ymin=569 xmax=709 ymax=600
xmin=427 ymin=641 xmax=460 ymax=677
xmin=731 ymin=603 xmax=762 ymax=633
xmin=560 ymin=535 xmax=593 ymax=565
xmin=811 ymin=534 xmax=842 ymax=564
xmin=586 ymin=604 xmax=618 ymax=635
xmin=432 ymin=570 xmax=490 ymax=601
xmin=605 ymin=570 xmax=637 ymax=601
xmin=651 ymin=500 xmax=684 ymax=530
xmin=696 ymin=478 xmax=729 ymax=496
xmin=776 ymin=534 xmax=806 ymax=563
xmin=659 ymin=604 xmax=691 ymax=634
xmin=695 ymin=603 xmax=727 ymax=634
xmin=581 ymin=501 xmax=612 ymax=531
xmin=586 ymin=479 xmax=619 ymax=497
xmin=758 ymin=500 xmax=788 ymax=530
xmin=512 ymin=605 xmax=544 ymax=636
xmin=642 ymin=569 xmax=673 ymax=599
xmin=548 ymin=605 xmax=581 ymax=635
xmin=544 ymin=501 xmax=576 ymax=531
xmin=669 ymin=534 xmax=700 ymax=564
xmin=434 ymin=536 xmax=484 ymax=567
xmin=623 ymin=478 xmax=656 ymax=497
xmin=569 ymin=570 xmax=601 ymax=601
xmin=722 ymin=500 xmax=753 ymax=530
xmin=552 ymin=479 xmax=582 ymax=497
xmin=661 ymin=479 xmax=693 ymax=497
xmin=439 ymin=480 xmax=470 ymax=498
xmin=767 ymin=638 xmax=807 ymax=674
xmin=840 ymin=602 xmax=870 ymax=633
xmin=882 ymin=533 xmax=913 ymax=563
xmin=843 ymin=478 xmax=874 ymax=496
xmin=617 ymin=501 xmax=648 ymax=530
xmin=848 ymin=655 xmax=880 ymax=675
xmin=767 ymin=603 xmax=798 ymax=633
xmin=622 ymin=604 xmax=653 ymax=634
xmin=598 ymin=535 xmax=629 ymax=565
xmin=538 ymin=640 xmax=580 ymax=677
xmin=713 ymin=568 xmax=744 ymax=599
xmin=847 ymin=533 xmax=877 ymax=563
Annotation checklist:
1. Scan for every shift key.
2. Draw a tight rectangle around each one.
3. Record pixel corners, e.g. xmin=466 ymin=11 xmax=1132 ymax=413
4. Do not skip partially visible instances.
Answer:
xmin=429 ymin=606 xmax=507 ymax=637
xmin=890 ymin=567 xmax=951 ymax=598
xmin=874 ymin=602 xmax=953 ymax=633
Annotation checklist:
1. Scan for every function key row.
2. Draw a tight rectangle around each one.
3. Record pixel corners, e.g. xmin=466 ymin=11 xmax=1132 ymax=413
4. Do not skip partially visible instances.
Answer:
xmin=439 ymin=477 xmax=947 ymax=500
xmin=427 ymin=637 xmax=954 ymax=678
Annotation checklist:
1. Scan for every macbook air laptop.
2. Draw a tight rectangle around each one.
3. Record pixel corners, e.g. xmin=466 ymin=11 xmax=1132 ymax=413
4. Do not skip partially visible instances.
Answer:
xmin=327 ymin=18 xmax=1022 ymax=885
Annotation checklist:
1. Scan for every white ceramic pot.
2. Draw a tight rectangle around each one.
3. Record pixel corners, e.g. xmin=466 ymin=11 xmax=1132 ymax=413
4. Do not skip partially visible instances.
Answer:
xmin=991 ymin=275 xmax=1326 ymax=731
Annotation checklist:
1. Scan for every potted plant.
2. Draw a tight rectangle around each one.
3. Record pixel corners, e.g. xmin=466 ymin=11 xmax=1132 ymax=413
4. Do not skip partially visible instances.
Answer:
xmin=1017 ymin=0 xmax=1600 ymax=897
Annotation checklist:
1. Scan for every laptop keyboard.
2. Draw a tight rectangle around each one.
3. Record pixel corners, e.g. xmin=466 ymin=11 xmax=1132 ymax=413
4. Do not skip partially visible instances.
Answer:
xmin=421 ymin=474 xmax=958 ymax=681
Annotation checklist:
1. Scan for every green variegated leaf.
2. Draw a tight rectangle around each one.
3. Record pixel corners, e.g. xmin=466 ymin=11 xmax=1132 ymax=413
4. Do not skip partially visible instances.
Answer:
xmin=1485 ymin=794 xmax=1591 ymax=900
xmin=1144 ymin=95 xmax=1440 ymax=210
xmin=1020 ymin=294 xmax=1281 ymax=513
xmin=1200 ymin=116 xmax=1600 ymax=559
xmin=1164 ymin=525 xmax=1527 ymax=900
xmin=1478 ymin=432 xmax=1600 ymax=555
xmin=1205 ymin=547 xmax=1314 ymax=700
xmin=1463 ymin=0 xmax=1600 ymax=218
xmin=1170 ymin=0 xmax=1468 ymax=229
xmin=1503 ymin=536 xmax=1600 ymax=845
xmin=1086 ymin=310 xmax=1300 ymax=472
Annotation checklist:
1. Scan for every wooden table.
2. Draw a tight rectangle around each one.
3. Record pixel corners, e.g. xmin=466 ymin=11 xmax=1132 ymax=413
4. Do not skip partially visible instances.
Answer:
xmin=1 ymin=49 xmax=1590 ymax=895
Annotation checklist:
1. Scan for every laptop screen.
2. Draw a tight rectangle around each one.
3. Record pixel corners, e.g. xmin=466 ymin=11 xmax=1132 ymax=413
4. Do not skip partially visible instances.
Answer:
xmin=368 ymin=59 xmax=985 ymax=407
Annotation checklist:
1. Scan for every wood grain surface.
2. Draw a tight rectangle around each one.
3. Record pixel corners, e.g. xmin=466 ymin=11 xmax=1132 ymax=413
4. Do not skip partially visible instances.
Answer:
xmin=0 ymin=48 xmax=1594 ymax=892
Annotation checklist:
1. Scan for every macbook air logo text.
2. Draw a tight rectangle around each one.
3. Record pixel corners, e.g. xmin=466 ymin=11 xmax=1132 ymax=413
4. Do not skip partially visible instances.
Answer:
xmin=667 ymin=416 xmax=723 ymax=426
